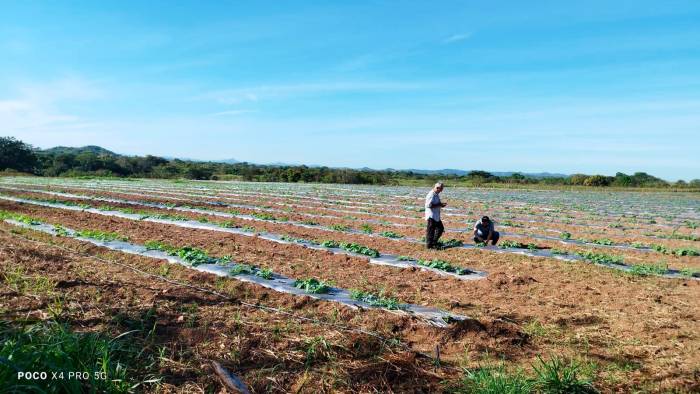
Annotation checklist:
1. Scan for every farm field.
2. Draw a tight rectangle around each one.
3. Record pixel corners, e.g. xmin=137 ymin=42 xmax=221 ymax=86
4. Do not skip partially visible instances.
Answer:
xmin=1 ymin=176 xmax=699 ymax=392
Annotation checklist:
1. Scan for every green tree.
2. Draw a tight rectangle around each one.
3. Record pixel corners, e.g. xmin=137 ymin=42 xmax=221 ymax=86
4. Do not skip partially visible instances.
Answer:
xmin=0 ymin=136 xmax=39 ymax=173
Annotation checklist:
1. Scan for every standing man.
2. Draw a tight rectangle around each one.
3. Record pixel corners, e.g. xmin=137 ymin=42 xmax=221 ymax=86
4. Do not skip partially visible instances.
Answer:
xmin=473 ymin=216 xmax=500 ymax=245
xmin=425 ymin=182 xmax=447 ymax=249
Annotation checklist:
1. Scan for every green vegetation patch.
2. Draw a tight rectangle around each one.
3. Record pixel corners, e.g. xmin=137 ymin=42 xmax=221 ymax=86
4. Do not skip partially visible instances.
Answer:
xmin=329 ymin=224 xmax=352 ymax=232
xmin=0 ymin=210 xmax=42 ymax=225
xmin=75 ymin=229 xmax=128 ymax=242
xmin=145 ymin=240 xmax=222 ymax=266
xmin=629 ymin=263 xmax=669 ymax=276
xmin=438 ymin=238 xmax=464 ymax=248
xmin=417 ymin=259 xmax=474 ymax=275
xmin=349 ymin=290 xmax=403 ymax=310
xmin=293 ymin=278 xmax=332 ymax=294
xmin=0 ymin=321 xmax=155 ymax=393
xmin=457 ymin=356 xmax=596 ymax=394
xmin=320 ymin=240 xmax=380 ymax=257
xmin=379 ymin=230 xmax=403 ymax=239
xmin=576 ymin=251 xmax=624 ymax=265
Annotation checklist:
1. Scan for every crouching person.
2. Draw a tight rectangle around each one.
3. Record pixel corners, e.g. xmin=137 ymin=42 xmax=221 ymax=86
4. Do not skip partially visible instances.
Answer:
xmin=473 ymin=216 xmax=499 ymax=245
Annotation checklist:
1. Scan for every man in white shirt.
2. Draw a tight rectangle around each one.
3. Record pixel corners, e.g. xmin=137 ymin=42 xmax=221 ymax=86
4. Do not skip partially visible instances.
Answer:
xmin=425 ymin=182 xmax=447 ymax=249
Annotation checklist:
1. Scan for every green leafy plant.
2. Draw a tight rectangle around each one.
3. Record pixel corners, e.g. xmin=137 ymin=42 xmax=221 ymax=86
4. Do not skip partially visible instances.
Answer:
xmin=251 ymin=212 xmax=277 ymax=221
xmin=360 ymin=224 xmax=374 ymax=234
xmin=256 ymin=267 xmax=273 ymax=280
xmin=229 ymin=264 xmax=254 ymax=276
xmin=629 ymin=263 xmax=668 ymax=276
xmin=379 ymin=230 xmax=403 ymax=239
xmin=320 ymin=240 xmax=380 ymax=257
xmin=52 ymin=225 xmax=70 ymax=237
xmin=293 ymin=278 xmax=332 ymax=294
xmin=349 ymin=289 xmax=403 ymax=310
xmin=576 ymin=251 xmax=624 ymax=265
xmin=560 ymin=232 xmax=572 ymax=240
xmin=438 ymin=238 xmax=464 ymax=248
xmin=329 ymin=224 xmax=352 ymax=232
xmin=417 ymin=259 xmax=473 ymax=275
xmin=550 ymin=248 xmax=569 ymax=255
xmin=75 ymin=229 xmax=127 ymax=242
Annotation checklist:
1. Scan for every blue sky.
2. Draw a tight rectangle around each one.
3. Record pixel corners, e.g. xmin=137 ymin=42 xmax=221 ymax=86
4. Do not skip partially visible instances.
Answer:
xmin=1 ymin=1 xmax=699 ymax=180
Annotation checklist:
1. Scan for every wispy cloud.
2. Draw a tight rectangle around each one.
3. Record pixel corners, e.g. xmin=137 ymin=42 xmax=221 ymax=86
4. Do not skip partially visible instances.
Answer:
xmin=443 ymin=33 xmax=472 ymax=44
xmin=209 ymin=109 xmax=257 ymax=116
xmin=0 ymin=77 xmax=103 ymax=136
xmin=194 ymin=81 xmax=429 ymax=105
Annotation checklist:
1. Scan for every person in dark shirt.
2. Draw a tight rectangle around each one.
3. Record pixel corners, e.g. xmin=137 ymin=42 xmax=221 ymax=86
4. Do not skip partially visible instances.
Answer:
xmin=473 ymin=216 xmax=499 ymax=245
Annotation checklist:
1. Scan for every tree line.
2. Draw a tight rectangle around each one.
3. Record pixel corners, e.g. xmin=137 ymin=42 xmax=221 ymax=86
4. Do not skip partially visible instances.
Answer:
xmin=1 ymin=136 xmax=697 ymax=188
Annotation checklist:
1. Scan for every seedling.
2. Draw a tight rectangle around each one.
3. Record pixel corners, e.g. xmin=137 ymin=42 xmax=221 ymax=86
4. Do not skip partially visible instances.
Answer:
xmin=329 ymin=224 xmax=352 ymax=232
xmin=293 ymin=278 xmax=332 ymax=294
xmin=75 ymin=229 xmax=127 ymax=242
xmin=349 ymin=289 xmax=403 ymax=310
xmin=379 ymin=231 xmax=403 ymax=239
xmin=416 ymin=259 xmax=473 ymax=275
xmin=361 ymin=224 xmax=374 ymax=234
xmin=576 ymin=251 xmax=624 ymax=265
xmin=629 ymin=263 xmax=668 ymax=276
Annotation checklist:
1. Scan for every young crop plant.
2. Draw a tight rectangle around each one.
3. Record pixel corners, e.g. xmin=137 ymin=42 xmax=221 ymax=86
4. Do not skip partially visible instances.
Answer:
xmin=301 ymin=220 xmax=319 ymax=226
xmin=397 ymin=255 xmax=415 ymax=261
xmin=379 ymin=231 xmax=403 ymax=239
xmin=176 ymin=246 xmax=218 ymax=266
xmin=560 ymin=232 xmax=572 ymax=240
xmin=256 ymin=267 xmax=274 ymax=280
xmin=293 ymin=278 xmax=332 ymax=294
xmin=219 ymin=221 xmax=240 ymax=229
xmin=360 ymin=224 xmax=374 ymax=234
xmin=144 ymin=240 xmax=221 ymax=266
xmin=0 ymin=210 xmax=42 ymax=225
xmin=576 ymin=251 xmax=624 ymax=265
xmin=500 ymin=240 xmax=527 ymax=249
xmin=52 ymin=225 xmax=70 ymax=237
xmin=280 ymin=235 xmax=313 ymax=244
xmin=349 ymin=289 xmax=403 ymax=310
xmin=674 ymin=248 xmax=700 ymax=256
xmin=679 ymin=268 xmax=700 ymax=278
xmin=75 ymin=229 xmax=128 ymax=242
xmin=631 ymin=242 xmax=648 ymax=249
xmin=320 ymin=240 xmax=380 ymax=257
xmin=591 ymin=238 xmax=614 ymax=246
xmin=629 ymin=263 xmax=669 ymax=277
xmin=329 ymin=224 xmax=352 ymax=232
xmin=500 ymin=220 xmax=523 ymax=227
xmin=550 ymin=248 xmax=569 ymax=255
xmin=251 ymin=212 xmax=277 ymax=221
xmin=438 ymin=238 xmax=464 ymax=248
xmin=417 ymin=259 xmax=474 ymax=275
xmin=229 ymin=264 xmax=254 ymax=276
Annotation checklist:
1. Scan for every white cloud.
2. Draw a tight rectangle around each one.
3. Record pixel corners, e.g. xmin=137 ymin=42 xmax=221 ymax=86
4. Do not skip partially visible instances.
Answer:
xmin=443 ymin=33 xmax=472 ymax=44
xmin=209 ymin=109 xmax=257 ymax=116
xmin=193 ymin=81 xmax=428 ymax=105
xmin=0 ymin=77 xmax=103 ymax=138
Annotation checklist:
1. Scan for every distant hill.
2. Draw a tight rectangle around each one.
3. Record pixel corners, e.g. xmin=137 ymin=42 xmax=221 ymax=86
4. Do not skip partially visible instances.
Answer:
xmin=38 ymin=145 xmax=566 ymax=178
xmin=403 ymin=169 xmax=568 ymax=179
xmin=40 ymin=145 xmax=117 ymax=156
